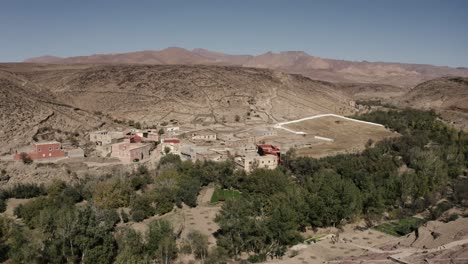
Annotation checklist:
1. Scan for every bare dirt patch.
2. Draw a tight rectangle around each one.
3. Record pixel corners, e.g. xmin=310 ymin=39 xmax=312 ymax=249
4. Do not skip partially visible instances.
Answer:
xmin=283 ymin=116 xmax=396 ymax=157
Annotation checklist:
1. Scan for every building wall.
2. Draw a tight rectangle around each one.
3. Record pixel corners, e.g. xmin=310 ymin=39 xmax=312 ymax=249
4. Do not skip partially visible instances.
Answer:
xmin=129 ymin=145 xmax=152 ymax=161
xmin=237 ymin=154 xmax=278 ymax=172
xmin=90 ymin=131 xmax=112 ymax=145
xmin=15 ymin=142 xmax=65 ymax=160
xmin=111 ymin=142 xmax=152 ymax=162
xmin=192 ymin=133 xmax=217 ymax=141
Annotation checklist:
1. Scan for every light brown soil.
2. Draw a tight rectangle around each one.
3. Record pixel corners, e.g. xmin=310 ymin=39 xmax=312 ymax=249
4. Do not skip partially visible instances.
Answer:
xmin=283 ymin=116 xmax=396 ymax=157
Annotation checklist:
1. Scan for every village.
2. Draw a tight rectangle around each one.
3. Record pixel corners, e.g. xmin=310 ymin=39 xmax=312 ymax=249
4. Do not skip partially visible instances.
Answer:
xmin=9 ymin=122 xmax=285 ymax=172
xmin=7 ymin=113 xmax=396 ymax=174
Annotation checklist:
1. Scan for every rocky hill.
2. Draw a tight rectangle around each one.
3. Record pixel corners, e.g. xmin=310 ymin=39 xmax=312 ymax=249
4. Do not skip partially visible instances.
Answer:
xmin=399 ymin=76 xmax=468 ymax=129
xmin=25 ymin=47 xmax=468 ymax=88
xmin=0 ymin=67 xmax=113 ymax=154
xmin=0 ymin=63 xmax=356 ymax=152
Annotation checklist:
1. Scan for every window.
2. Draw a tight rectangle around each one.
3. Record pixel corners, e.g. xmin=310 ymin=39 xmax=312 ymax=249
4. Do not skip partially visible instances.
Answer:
xmin=56 ymin=147 xmax=59 ymax=150
xmin=38 ymin=148 xmax=41 ymax=152
xmin=49 ymin=147 xmax=52 ymax=151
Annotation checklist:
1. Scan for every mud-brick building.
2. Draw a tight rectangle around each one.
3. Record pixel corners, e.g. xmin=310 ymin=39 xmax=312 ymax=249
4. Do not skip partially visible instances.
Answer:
xmin=111 ymin=142 xmax=152 ymax=162
xmin=14 ymin=141 xmax=66 ymax=161
xmin=160 ymin=138 xmax=181 ymax=155
xmin=191 ymin=130 xmax=217 ymax=141
xmin=235 ymin=153 xmax=278 ymax=172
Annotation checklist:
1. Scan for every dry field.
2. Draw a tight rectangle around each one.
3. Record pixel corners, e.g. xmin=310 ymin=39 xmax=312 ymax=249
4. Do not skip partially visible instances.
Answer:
xmin=266 ymin=217 xmax=468 ymax=264
xmin=282 ymin=116 xmax=397 ymax=158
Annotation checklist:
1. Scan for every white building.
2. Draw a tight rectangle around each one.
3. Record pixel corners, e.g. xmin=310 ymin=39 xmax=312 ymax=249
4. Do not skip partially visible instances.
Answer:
xmin=235 ymin=154 xmax=278 ymax=172
xmin=191 ymin=130 xmax=217 ymax=141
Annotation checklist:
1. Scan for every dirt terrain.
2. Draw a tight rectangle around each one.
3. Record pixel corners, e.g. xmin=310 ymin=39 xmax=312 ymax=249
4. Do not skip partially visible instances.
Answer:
xmin=398 ymin=76 xmax=468 ymax=131
xmin=0 ymin=63 xmax=356 ymax=152
xmin=264 ymin=217 xmax=468 ymax=264
xmin=278 ymin=115 xmax=397 ymax=158
xmin=24 ymin=47 xmax=468 ymax=88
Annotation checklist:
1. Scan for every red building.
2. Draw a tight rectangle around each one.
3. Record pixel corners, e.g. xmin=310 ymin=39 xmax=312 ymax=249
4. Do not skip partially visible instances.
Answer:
xmin=15 ymin=141 xmax=66 ymax=161
xmin=257 ymin=144 xmax=281 ymax=164
xmin=126 ymin=134 xmax=143 ymax=143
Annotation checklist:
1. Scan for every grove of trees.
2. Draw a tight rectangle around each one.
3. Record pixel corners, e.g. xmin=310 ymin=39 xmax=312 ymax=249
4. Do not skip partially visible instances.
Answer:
xmin=0 ymin=109 xmax=466 ymax=263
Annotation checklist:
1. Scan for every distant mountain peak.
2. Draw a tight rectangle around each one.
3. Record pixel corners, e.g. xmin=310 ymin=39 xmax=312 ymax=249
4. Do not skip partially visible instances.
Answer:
xmin=22 ymin=47 xmax=468 ymax=87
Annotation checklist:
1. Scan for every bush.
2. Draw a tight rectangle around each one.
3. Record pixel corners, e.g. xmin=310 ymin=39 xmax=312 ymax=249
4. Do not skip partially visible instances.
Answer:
xmin=19 ymin=153 xmax=33 ymax=164
xmin=429 ymin=201 xmax=452 ymax=220
xmin=130 ymin=209 xmax=146 ymax=222
xmin=375 ymin=217 xmax=426 ymax=236
xmin=130 ymin=195 xmax=155 ymax=222
xmin=446 ymin=214 xmax=459 ymax=222
xmin=0 ymin=197 xmax=6 ymax=213
xmin=247 ymin=254 xmax=267 ymax=263
xmin=121 ymin=210 xmax=129 ymax=223
xmin=8 ymin=183 xmax=46 ymax=199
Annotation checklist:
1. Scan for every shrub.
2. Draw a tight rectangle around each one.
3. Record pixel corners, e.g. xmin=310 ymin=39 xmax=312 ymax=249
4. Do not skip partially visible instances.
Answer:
xmin=446 ymin=214 xmax=459 ymax=222
xmin=130 ymin=209 xmax=146 ymax=222
xmin=0 ymin=198 xmax=6 ymax=213
xmin=19 ymin=153 xmax=33 ymax=164
xmin=120 ymin=210 xmax=129 ymax=223
xmin=130 ymin=195 xmax=155 ymax=222
xmin=429 ymin=201 xmax=452 ymax=220
xmin=8 ymin=183 xmax=46 ymax=199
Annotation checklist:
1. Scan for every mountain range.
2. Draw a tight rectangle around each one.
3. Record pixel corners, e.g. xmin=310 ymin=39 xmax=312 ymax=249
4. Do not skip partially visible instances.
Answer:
xmin=25 ymin=47 xmax=468 ymax=88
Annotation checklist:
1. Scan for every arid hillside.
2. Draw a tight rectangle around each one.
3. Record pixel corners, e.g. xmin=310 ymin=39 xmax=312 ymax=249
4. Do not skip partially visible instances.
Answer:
xmin=0 ymin=68 xmax=109 ymax=154
xmin=25 ymin=47 xmax=468 ymax=88
xmin=10 ymin=64 xmax=355 ymax=123
xmin=398 ymin=76 xmax=468 ymax=130
xmin=0 ymin=63 xmax=356 ymax=151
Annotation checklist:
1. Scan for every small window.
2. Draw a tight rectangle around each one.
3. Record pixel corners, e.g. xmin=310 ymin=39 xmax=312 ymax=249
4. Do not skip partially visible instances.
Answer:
xmin=38 ymin=148 xmax=41 ymax=152
xmin=56 ymin=147 xmax=59 ymax=150
xmin=49 ymin=147 xmax=52 ymax=151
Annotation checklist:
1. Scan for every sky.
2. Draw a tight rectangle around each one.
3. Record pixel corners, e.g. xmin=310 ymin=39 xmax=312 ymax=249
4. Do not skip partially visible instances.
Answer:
xmin=1 ymin=0 xmax=467 ymax=67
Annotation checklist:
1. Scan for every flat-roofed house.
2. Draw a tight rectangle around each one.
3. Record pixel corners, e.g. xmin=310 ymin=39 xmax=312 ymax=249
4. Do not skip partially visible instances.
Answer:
xmin=111 ymin=142 xmax=152 ymax=162
xmin=191 ymin=130 xmax=217 ymax=141
xmin=90 ymin=130 xmax=125 ymax=145
xmin=14 ymin=141 xmax=66 ymax=161
xmin=136 ymin=129 xmax=159 ymax=142
xmin=235 ymin=153 xmax=278 ymax=172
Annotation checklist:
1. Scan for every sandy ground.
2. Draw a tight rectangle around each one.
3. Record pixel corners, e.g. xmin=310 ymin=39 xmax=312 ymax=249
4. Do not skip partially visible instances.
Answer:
xmin=283 ymin=115 xmax=396 ymax=158
xmin=2 ymin=198 xmax=33 ymax=218
xmin=264 ymin=218 xmax=468 ymax=264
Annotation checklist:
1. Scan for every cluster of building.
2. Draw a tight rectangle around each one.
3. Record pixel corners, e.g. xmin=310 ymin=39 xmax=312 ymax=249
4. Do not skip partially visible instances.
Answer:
xmin=90 ymin=129 xmax=160 ymax=162
xmin=13 ymin=124 xmax=283 ymax=172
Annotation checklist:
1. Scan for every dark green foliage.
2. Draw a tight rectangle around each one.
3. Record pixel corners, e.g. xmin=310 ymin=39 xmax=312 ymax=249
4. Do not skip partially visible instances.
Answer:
xmin=375 ymin=217 xmax=426 ymax=236
xmin=0 ymin=198 xmax=5 ymax=213
xmin=131 ymin=165 xmax=152 ymax=190
xmin=446 ymin=214 xmax=459 ymax=222
xmin=19 ymin=152 xmax=33 ymax=164
xmin=429 ymin=201 xmax=453 ymax=220
xmin=147 ymin=220 xmax=178 ymax=262
xmin=130 ymin=195 xmax=155 ymax=222
xmin=210 ymin=188 xmax=241 ymax=203
xmin=7 ymin=183 xmax=46 ymax=198
xmin=187 ymin=230 xmax=209 ymax=260
xmin=121 ymin=210 xmax=129 ymax=223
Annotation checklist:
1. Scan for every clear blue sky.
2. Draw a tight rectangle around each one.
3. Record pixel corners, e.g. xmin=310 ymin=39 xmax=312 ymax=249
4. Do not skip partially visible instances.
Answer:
xmin=1 ymin=0 xmax=467 ymax=66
